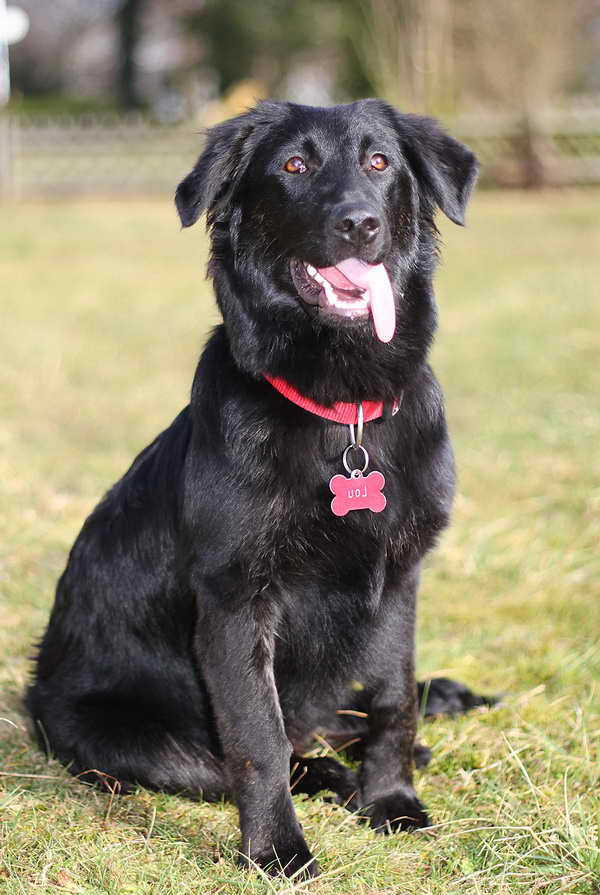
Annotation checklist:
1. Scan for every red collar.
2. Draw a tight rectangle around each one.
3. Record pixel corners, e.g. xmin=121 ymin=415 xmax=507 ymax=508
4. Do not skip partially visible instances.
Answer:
xmin=264 ymin=374 xmax=398 ymax=425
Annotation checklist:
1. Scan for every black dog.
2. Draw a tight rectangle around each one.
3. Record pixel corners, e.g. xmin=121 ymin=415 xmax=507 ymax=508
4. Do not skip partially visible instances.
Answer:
xmin=28 ymin=100 xmax=484 ymax=879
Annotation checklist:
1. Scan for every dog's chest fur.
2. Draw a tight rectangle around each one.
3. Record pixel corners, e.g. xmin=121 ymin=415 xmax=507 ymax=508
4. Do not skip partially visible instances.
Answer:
xmin=194 ymin=387 xmax=449 ymax=577
xmin=185 ymin=341 xmax=454 ymax=696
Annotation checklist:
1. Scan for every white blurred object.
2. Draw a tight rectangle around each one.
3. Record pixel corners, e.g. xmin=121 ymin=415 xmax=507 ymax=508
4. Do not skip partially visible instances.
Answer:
xmin=2 ymin=4 xmax=28 ymax=44
xmin=1 ymin=3 xmax=30 ymax=105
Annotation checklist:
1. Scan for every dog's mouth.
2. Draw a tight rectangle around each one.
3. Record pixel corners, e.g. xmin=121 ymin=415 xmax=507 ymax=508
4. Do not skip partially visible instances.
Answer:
xmin=290 ymin=258 xmax=396 ymax=343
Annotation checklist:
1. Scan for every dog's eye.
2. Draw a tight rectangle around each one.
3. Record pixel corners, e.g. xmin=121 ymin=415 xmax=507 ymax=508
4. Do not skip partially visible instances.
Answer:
xmin=284 ymin=156 xmax=307 ymax=174
xmin=370 ymin=153 xmax=389 ymax=172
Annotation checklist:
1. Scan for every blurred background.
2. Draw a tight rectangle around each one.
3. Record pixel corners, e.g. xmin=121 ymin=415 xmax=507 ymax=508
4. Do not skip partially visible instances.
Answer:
xmin=1 ymin=0 xmax=600 ymax=195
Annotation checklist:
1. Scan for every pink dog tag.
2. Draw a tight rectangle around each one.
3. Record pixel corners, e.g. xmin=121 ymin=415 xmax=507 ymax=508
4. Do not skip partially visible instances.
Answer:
xmin=330 ymin=470 xmax=386 ymax=517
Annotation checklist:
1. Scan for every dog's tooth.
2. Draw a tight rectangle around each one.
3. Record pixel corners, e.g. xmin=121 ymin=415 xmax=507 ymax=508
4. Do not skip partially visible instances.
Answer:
xmin=322 ymin=279 xmax=336 ymax=302
xmin=306 ymin=264 xmax=317 ymax=277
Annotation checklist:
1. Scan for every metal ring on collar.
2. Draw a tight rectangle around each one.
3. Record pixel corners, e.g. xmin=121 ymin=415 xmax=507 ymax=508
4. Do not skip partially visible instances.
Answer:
xmin=342 ymin=443 xmax=369 ymax=475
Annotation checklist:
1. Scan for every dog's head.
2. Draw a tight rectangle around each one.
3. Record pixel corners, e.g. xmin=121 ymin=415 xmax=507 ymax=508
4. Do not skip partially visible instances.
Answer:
xmin=176 ymin=100 xmax=478 ymax=391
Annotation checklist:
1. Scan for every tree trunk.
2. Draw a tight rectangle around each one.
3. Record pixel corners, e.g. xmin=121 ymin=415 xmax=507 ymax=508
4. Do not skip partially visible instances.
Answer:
xmin=116 ymin=0 xmax=144 ymax=110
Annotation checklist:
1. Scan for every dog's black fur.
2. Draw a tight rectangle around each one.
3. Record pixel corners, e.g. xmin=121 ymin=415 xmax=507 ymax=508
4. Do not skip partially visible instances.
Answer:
xmin=27 ymin=100 xmax=484 ymax=878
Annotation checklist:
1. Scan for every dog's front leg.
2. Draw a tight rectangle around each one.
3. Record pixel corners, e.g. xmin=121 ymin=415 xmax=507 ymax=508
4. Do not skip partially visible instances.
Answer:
xmin=195 ymin=585 xmax=318 ymax=878
xmin=359 ymin=565 xmax=430 ymax=833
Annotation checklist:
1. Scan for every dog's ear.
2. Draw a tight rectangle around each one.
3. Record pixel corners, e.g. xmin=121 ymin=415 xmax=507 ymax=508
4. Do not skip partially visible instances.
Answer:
xmin=175 ymin=114 xmax=255 ymax=228
xmin=175 ymin=102 xmax=288 ymax=228
xmin=385 ymin=107 xmax=479 ymax=225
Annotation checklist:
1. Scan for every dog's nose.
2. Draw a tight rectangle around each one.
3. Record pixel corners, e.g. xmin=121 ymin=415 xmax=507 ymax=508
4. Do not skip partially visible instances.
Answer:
xmin=333 ymin=207 xmax=381 ymax=247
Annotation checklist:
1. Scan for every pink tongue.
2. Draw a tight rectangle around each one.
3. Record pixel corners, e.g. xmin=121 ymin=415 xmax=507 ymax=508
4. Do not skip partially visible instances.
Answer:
xmin=317 ymin=258 xmax=396 ymax=343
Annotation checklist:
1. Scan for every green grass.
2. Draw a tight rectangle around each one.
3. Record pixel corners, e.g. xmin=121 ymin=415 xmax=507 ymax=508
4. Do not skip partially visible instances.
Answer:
xmin=1 ymin=191 xmax=599 ymax=894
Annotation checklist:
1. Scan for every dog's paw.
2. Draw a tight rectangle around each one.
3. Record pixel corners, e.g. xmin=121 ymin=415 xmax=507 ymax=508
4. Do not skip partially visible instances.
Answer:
xmin=366 ymin=788 xmax=430 ymax=834
xmin=240 ymin=841 xmax=319 ymax=879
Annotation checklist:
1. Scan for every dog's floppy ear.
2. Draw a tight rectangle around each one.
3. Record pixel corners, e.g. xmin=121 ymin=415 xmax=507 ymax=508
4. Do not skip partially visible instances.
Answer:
xmin=389 ymin=109 xmax=479 ymax=225
xmin=175 ymin=114 xmax=255 ymax=228
xmin=175 ymin=101 xmax=289 ymax=228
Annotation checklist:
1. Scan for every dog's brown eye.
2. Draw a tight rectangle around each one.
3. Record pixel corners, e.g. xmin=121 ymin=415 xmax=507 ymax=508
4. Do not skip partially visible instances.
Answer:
xmin=284 ymin=156 xmax=307 ymax=174
xmin=370 ymin=153 xmax=388 ymax=171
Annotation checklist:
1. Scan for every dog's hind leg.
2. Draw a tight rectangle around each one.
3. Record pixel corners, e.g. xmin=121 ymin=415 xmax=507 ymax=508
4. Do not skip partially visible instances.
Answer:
xmin=69 ymin=735 xmax=229 ymax=800
xmin=27 ymin=681 xmax=230 ymax=801
xmin=417 ymin=677 xmax=499 ymax=717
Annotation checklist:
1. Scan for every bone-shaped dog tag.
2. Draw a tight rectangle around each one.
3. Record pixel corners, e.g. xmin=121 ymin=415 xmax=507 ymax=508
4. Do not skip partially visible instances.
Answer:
xmin=330 ymin=470 xmax=386 ymax=517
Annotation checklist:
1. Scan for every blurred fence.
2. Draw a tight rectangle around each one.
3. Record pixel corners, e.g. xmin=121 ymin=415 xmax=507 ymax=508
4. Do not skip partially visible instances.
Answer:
xmin=0 ymin=114 xmax=202 ymax=199
xmin=1 ymin=105 xmax=600 ymax=198
xmin=454 ymin=105 xmax=600 ymax=188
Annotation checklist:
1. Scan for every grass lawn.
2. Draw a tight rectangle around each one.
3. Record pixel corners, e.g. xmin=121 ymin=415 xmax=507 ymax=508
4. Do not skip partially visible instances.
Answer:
xmin=0 ymin=191 xmax=598 ymax=894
